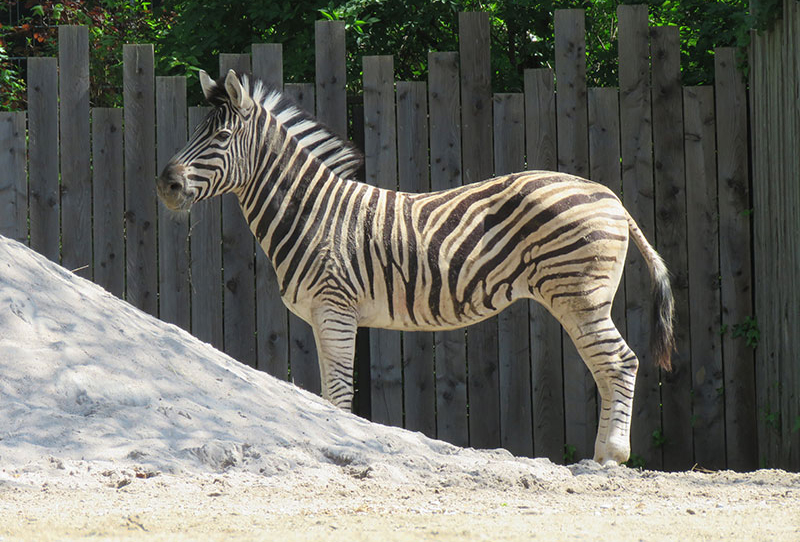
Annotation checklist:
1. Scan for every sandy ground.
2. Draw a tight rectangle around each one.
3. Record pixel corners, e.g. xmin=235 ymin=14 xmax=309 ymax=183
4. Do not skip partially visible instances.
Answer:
xmin=3 ymin=461 xmax=799 ymax=541
xmin=1 ymin=234 xmax=800 ymax=541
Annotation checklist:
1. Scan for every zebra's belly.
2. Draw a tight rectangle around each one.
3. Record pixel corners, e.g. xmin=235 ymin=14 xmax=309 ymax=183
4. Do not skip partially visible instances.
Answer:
xmin=358 ymin=306 xmax=505 ymax=332
xmin=355 ymin=279 xmax=531 ymax=332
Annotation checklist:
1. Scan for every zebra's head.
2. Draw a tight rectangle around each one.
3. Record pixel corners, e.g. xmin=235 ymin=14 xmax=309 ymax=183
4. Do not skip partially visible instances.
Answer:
xmin=157 ymin=69 xmax=256 ymax=211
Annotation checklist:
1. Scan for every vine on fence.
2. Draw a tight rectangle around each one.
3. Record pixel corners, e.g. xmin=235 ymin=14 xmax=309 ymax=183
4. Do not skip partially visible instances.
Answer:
xmin=732 ymin=316 xmax=760 ymax=349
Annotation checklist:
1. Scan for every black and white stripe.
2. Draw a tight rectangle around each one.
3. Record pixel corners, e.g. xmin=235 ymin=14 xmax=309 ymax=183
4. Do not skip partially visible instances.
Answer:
xmin=158 ymin=70 xmax=675 ymax=466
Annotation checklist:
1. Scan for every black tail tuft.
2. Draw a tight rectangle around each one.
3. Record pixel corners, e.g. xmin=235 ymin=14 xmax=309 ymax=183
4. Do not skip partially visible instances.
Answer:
xmin=625 ymin=209 xmax=675 ymax=370
xmin=650 ymin=256 xmax=675 ymax=371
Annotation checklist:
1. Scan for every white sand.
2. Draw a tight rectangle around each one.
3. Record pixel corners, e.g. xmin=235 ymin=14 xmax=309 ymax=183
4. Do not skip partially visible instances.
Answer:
xmin=0 ymin=234 xmax=564 ymax=487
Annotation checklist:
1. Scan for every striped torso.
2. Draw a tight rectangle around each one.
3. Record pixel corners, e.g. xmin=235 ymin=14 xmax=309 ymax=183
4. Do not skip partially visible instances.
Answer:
xmin=241 ymin=167 xmax=629 ymax=332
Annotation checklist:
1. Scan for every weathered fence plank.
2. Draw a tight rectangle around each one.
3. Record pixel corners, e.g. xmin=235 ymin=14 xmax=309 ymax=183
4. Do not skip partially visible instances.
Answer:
xmin=285 ymin=83 xmax=315 ymax=114
xmin=219 ymin=53 xmax=257 ymax=367
xmin=767 ymin=20 xmax=783 ymax=468
xmin=285 ymin=84 xmax=317 ymax=116
xmin=555 ymin=8 xmax=596 ymax=463
xmin=188 ymin=106 xmax=224 ymax=351
xmin=397 ymin=81 xmax=435 ymax=437
xmin=587 ymin=88 xmax=620 ymax=190
xmin=524 ymin=69 xmax=557 ymax=171
xmin=779 ymin=0 xmax=800 ymax=469
xmin=554 ymin=10 xmax=589 ymax=176
xmin=58 ymin=26 xmax=91 ymax=278
xmin=27 ymin=57 xmax=59 ymax=263
xmin=156 ymin=76 xmax=190 ymax=330
xmin=750 ymin=26 xmax=782 ymax=467
xmin=684 ymin=85 xmax=725 ymax=470
xmin=460 ymin=11 xmax=500 ymax=449
xmin=315 ymin=20 xmax=347 ymax=138
xmin=91 ymin=108 xmax=124 ymax=298
xmin=123 ymin=44 xmax=158 ymax=316
xmin=781 ymin=0 xmax=800 ymax=470
xmin=252 ymin=43 xmax=290 ymax=380
xmin=0 ymin=112 xmax=26 ymax=243
xmin=459 ymin=12 xmax=493 ymax=186
xmin=524 ymin=67 xmax=564 ymax=463
xmin=714 ymin=47 xmax=757 ymax=472
xmin=428 ymin=51 xmax=468 ymax=446
xmin=750 ymin=18 xmax=769 ymax=467
xmin=363 ymin=54 xmax=403 ymax=427
xmin=650 ymin=25 xmax=692 ymax=471
xmin=792 ymin=0 xmax=799 ymax=470
xmin=773 ymin=20 xmax=793 ymax=467
xmin=767 ymin=14 xmax=783 ymax=468
xmin=252 ymin=44 xmax=283 ymax=89
xmin=281 ymin=82 xmax=321 ymax=394
xmin=493 ymin=92 xmax=533 ymax=457
xmin=618 ymin=4 xmax=661 ymax=469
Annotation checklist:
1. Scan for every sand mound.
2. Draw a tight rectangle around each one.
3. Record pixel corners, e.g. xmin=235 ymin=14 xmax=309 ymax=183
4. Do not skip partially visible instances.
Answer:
xmin=4 ymin=235 xmax=800 ymax=541
xmin=0 ymin=235 xmax=567 ymax=490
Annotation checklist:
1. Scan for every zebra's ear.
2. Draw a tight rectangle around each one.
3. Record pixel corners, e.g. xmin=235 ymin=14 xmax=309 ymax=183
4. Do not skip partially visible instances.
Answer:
xmin=224 ymin=69 xmax=253 ymax=112
xmin=199 ymin=70 xmax=217 ymax=102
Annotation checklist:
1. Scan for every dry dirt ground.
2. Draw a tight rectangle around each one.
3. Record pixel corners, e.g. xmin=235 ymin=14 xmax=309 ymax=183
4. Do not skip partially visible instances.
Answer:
xmin=1 ymin=235 xmax=799 ymax=541
xmin=2 ymin=462 xmax=800 ymax=541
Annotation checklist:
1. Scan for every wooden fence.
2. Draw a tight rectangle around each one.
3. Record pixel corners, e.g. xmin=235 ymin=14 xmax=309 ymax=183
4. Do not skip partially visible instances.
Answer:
xmin=749 ymin=0 xmax=800 ymax=471
xmin=0 ymin=5 xmax=775 ymax=470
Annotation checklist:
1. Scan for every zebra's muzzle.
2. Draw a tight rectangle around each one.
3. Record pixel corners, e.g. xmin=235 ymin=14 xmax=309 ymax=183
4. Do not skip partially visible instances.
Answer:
xmin=157 ymin=163 xmax=196 ymax=212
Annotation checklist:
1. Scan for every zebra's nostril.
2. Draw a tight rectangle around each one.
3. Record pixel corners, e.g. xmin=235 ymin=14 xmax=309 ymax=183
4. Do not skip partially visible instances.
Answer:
xmin=169 ymin=181 xmax=183 ymax=192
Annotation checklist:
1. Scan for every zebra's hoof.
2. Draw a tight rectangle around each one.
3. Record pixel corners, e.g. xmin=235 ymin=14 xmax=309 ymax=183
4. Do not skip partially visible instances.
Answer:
xmin=593 ymin=440 xmax=630 ymax=467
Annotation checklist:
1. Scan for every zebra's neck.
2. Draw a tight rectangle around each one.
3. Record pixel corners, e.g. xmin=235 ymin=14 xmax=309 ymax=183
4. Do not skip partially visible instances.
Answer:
xmin=234 ymin=90 xmax=364 ymax=288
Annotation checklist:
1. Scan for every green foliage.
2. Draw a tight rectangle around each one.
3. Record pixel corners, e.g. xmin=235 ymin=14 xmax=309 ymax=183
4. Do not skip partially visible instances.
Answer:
xmin=0 ymin=42 xmax=26 ymax=110
xmin=156 ymin=0 xmax=330 ymax=103
xmin=319 ymin=4 xmax=380 ymax=35
xmin=651 ymin=428 xmax=667 ymax=448
xmin=563 ymin=443 xmax=576 ymax=463
xmin=625 ymin=453 xmax=646 ymax=469
xmin=732 ymin=316 xmax=760 ymax=349
xmin=179 ymin=0 xmax=744 ymax=89
xmin=1 ymin=0 xmax=173 ymax=107
xmin=750 ymin=0 xmax=786 ymax=32
xmin=306 ymin=0 xmax=749 ymax=91
xmin=646 ymin=0 xmax=750 ymax=86
xmin=762 ymin=407 xmax=780 ymax=431
xmin=0 ymin=0 xmax=773 ymax=108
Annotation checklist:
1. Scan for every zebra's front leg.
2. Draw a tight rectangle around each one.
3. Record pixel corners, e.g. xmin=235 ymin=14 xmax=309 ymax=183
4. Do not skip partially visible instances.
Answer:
xmin=310 ymin=306 xmax=358 ymax=411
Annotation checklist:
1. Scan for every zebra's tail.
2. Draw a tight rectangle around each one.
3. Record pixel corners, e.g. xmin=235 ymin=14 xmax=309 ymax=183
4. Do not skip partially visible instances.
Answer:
xmin=624 ymin=209 xmax=675 ymax=371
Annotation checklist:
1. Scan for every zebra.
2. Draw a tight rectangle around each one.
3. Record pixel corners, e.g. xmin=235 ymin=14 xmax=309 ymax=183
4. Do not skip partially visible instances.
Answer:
xmin=157 ymin=70 xmax=674 ymax=466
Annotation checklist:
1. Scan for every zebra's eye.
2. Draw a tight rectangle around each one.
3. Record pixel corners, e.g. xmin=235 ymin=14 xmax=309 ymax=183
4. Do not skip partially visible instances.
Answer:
xmin=216 ymin=130 xmax=232 ymax=141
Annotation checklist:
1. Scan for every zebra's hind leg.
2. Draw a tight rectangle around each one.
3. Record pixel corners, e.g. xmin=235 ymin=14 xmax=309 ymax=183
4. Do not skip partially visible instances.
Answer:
xmin=310 ymin=306 xmax=359 ymax=411
xmin=560 ymin=311 xmax=639 ymax=466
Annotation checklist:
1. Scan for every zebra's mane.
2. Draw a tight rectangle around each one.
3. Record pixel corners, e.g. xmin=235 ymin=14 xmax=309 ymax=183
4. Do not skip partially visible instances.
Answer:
xmin=209 ymin=73 xmax=364 ymax=180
